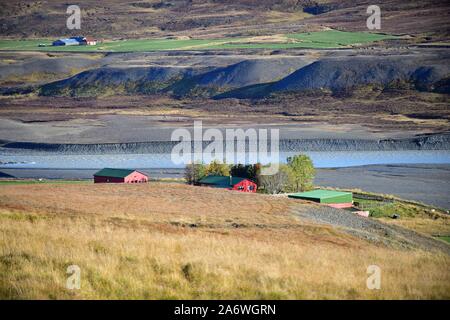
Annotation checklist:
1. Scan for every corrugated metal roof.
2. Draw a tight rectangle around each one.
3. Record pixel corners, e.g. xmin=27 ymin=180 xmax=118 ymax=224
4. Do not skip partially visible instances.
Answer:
xmin=198 ymin=175 xmax=248 ymax=187
xmin=288 ymin=190 xmax=353 ymax=203
xmin=63 ymin=38 xmax=81 ymax=45
xmin=93 ymin=168 xmax=136 ymax=178
xmin=290 ymin=190 xmax=352 ymax=199
xmin=52 ymin=38 xmax=81 ymax=45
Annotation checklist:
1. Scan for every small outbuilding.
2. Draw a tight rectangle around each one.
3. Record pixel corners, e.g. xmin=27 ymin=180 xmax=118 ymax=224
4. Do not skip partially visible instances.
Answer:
xmin=93 ymin=168 xmax=148 ymax=184
xmin=198 ymin=175 xmax=257 ymax=193
xmin=83 ymin=37 xmax=97 ymax=45
xmin=288 ymin=190 xmax=353 ymax=208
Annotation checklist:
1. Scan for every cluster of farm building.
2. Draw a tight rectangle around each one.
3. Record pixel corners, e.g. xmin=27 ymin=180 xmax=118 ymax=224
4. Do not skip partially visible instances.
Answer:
xmin=52 ymin=36 xmax=97 ymax=46
xmin=93 ymin=168 xmax=366 ymax=215
xmin=93 ymin=168 xmax=257 ymax=193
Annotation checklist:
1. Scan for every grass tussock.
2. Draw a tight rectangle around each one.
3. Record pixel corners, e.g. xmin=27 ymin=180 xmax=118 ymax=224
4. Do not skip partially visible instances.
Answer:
xmin=0 ymin=183 xmax=449 ymax=299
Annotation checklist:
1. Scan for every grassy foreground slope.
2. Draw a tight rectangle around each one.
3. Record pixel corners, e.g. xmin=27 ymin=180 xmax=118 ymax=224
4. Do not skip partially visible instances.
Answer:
xmin=0 ymin=183 xmax=449 ymax=299
xmin=0 ymin=31 xmax=394 ymax=52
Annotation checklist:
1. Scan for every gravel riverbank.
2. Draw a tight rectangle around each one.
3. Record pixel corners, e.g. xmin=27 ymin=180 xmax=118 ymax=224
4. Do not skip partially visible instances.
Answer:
xmin=1 ymin=133 xmax=449 ymax=154
xmin=315 ymin=164 xmax=450 ymax=209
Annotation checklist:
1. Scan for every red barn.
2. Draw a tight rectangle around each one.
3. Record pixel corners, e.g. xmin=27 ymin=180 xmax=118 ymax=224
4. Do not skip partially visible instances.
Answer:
xmin=198 ymin=175 xmax=257 ymax=193
xmin=93 ymin=168 xmax=148 ymax=184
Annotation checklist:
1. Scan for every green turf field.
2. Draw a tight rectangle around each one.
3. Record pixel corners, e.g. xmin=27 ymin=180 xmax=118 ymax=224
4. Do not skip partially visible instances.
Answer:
xmin=0 ymin=30 xmax=395 ymax=52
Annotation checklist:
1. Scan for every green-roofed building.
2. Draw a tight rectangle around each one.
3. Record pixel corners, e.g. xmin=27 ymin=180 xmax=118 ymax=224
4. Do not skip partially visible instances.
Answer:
xmin=198 ymin=175 xmax=257 ymax=193
xmin=93 ymin=168 xmax=148 ymax=183
xmin=288 ymin=190 xmax=353 ymax=208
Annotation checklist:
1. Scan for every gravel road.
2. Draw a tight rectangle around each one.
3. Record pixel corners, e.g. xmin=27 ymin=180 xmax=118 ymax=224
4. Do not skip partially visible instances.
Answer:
xmin=292 ymin=204 xmax=450 ymax=255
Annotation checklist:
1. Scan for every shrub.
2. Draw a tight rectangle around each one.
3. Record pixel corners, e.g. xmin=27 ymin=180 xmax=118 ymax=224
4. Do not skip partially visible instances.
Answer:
xmin=286 ymin=154 xmax=315 ymax=192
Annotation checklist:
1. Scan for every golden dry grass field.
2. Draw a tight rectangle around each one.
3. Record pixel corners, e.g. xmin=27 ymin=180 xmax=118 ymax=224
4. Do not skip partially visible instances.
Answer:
xmin=0 ymin=182 xmax=449 ymax=299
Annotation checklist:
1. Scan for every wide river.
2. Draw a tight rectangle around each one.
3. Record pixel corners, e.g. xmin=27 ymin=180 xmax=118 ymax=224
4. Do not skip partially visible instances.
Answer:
xmin=1 ymin=150 xmax=450 ymax=169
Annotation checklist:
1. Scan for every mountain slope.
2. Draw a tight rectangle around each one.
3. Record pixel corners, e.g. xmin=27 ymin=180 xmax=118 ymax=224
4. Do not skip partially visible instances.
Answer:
xmin=272 ymin=57 xmax=450 ymax=92
xmin=40 ymin=66 xmax=200 ymax=96
xmin=217 ymin=55 xmax=450 ymax=98
xmin=167 ymin=58 xmax=310 ymax=97
xmin=1 ymin=0 xmax=449 ymax=41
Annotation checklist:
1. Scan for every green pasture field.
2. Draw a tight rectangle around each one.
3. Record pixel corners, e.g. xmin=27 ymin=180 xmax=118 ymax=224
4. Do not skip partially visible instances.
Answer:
xmin=0 ymin=30 xmax=395 ymax=52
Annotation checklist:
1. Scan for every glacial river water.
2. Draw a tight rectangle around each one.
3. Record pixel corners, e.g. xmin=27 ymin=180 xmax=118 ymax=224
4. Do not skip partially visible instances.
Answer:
xmin=1 ymin=150 xmax=450 ymax=169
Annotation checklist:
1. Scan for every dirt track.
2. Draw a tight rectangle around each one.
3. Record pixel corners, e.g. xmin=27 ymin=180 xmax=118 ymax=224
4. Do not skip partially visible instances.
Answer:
xmin=292 ymin=204 xmax=450 ymax=255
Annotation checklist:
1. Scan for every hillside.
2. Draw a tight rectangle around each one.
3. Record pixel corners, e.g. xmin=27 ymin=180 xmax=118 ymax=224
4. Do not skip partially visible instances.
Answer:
xmin=38 ymin=52 xmax=450 ymax=98
xmin=164 ymin=58 xmax=310 ymax=97
xmin=219 ymin=55 xmax=450 ymax=98
xmin=40 ymin=66 xmax=201 ymax=96
xmin=271 ymin=57 xmax=450 ymax=93
xmin=0 ymin=182 xmax=449 ymax=299
xmin=0 ymin=0 xmax=449 ymax=41
xmin=39 ymin=58 xmax=310 ymax=97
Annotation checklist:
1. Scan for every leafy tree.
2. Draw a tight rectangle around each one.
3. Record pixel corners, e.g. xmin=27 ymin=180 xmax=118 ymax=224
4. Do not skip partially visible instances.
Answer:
xmin=286 ymin=154 xmax=315 ymax=192
xmin=230 ymin=163 xmax=261 ymax=185
xmin=184 ymin=162 xmax=206 ymax=185
xmin=230 ymin=164 xmax=246 ymax=177
xmin=260 ymin=164 xmax=291 ymax=194
xmin=249 ymin=163 xmax=262 ymax=186
xmin=205 ymin=160 xmax=230 ymax=176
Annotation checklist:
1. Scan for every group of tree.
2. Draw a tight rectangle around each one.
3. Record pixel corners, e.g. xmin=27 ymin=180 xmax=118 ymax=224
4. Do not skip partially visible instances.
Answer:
xmin=184 ymin=154 xmax=315 ymax=194
xmin=184 ymin=160 xmax=261 ymax=185
xmin=260 ymin=155 xmax=315 ymax=194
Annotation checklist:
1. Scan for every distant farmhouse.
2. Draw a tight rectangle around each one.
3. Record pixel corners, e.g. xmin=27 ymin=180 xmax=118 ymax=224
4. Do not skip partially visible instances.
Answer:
xmin=198 ymin=175 xmax=257 ymax=193
xmin=93 ymin=168 xmax=148 ymax=184
xmin=52 ymin=36 xmax=97 ymax=46
xmin=84 ymin=37 xmax=97 ymax=45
